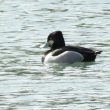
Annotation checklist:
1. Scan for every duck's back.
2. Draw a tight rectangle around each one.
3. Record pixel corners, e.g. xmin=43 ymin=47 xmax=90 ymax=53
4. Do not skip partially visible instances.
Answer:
xmin=42 ymin=46 xmax=101 ymax=63
xmin=52 ymin=46 xmax=97 ymax=61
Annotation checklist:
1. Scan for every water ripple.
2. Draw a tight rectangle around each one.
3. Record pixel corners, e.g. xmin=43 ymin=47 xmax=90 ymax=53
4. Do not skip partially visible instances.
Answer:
xmin=0 ymin=0 xmax=110 ymax=110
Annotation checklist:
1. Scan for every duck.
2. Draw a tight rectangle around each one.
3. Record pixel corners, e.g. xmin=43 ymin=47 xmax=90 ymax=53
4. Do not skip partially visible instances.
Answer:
xmin=42 ymin=31 xmax=102 ymax=63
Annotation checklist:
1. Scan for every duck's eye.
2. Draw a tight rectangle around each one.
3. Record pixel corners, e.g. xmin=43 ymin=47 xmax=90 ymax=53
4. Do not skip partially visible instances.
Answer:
xmin=48 ymin=37 xmax=52 ymax=41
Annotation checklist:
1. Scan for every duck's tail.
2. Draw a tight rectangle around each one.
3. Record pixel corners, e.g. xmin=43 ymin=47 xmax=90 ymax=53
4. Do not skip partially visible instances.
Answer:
xmin=95 ymin=51 xmax=102 ymax=55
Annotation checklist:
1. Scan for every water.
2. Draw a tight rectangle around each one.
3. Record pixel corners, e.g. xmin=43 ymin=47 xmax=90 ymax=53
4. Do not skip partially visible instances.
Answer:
xmin=0 ymin=0 xmax=110 ymax=110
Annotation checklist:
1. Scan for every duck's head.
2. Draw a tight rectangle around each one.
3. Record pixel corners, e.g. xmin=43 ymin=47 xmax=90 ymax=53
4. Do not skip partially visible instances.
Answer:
xmin=47 ymin=31 xmax=65 ymax=50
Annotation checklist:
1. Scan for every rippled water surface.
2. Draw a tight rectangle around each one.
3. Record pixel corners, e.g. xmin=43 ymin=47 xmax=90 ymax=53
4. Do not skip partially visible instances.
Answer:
xmin=0 ymin=0 xmax=110 ymax=110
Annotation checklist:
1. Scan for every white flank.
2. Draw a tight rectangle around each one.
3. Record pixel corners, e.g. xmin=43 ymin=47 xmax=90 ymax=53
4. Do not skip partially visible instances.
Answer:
xmin=44 ymin=51 xmax=84 ymax=63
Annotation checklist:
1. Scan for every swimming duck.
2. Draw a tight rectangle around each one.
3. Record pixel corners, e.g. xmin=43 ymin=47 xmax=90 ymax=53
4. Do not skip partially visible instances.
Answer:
xmin=42 ymin=31 xmax=102 ymax=63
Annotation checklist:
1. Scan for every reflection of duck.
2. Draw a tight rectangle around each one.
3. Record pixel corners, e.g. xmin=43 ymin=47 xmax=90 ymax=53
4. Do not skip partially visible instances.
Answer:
xmin=42 ymin=31 xmax=102 ymax=63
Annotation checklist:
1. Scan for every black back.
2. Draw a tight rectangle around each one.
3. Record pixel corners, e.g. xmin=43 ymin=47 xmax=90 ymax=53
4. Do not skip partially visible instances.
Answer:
xmin=52 ymin=46 xmax=97 ymax=61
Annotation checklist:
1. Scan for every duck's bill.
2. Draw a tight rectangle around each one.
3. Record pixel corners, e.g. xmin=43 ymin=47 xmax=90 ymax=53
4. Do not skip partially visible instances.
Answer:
xmin=40 ymin=42 xmax=48 ymax=48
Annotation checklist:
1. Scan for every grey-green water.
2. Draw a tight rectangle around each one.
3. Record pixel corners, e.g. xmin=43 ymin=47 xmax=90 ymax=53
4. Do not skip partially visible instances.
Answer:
xmin=0 ymin=0 xmax=110 ymax=110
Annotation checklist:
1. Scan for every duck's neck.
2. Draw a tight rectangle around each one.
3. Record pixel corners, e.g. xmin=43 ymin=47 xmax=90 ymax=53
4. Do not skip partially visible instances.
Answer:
xmin=52 ymin=43 xmax=65 ymax=50
xmin=51 ymin=46 xmax=65 ymax=51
